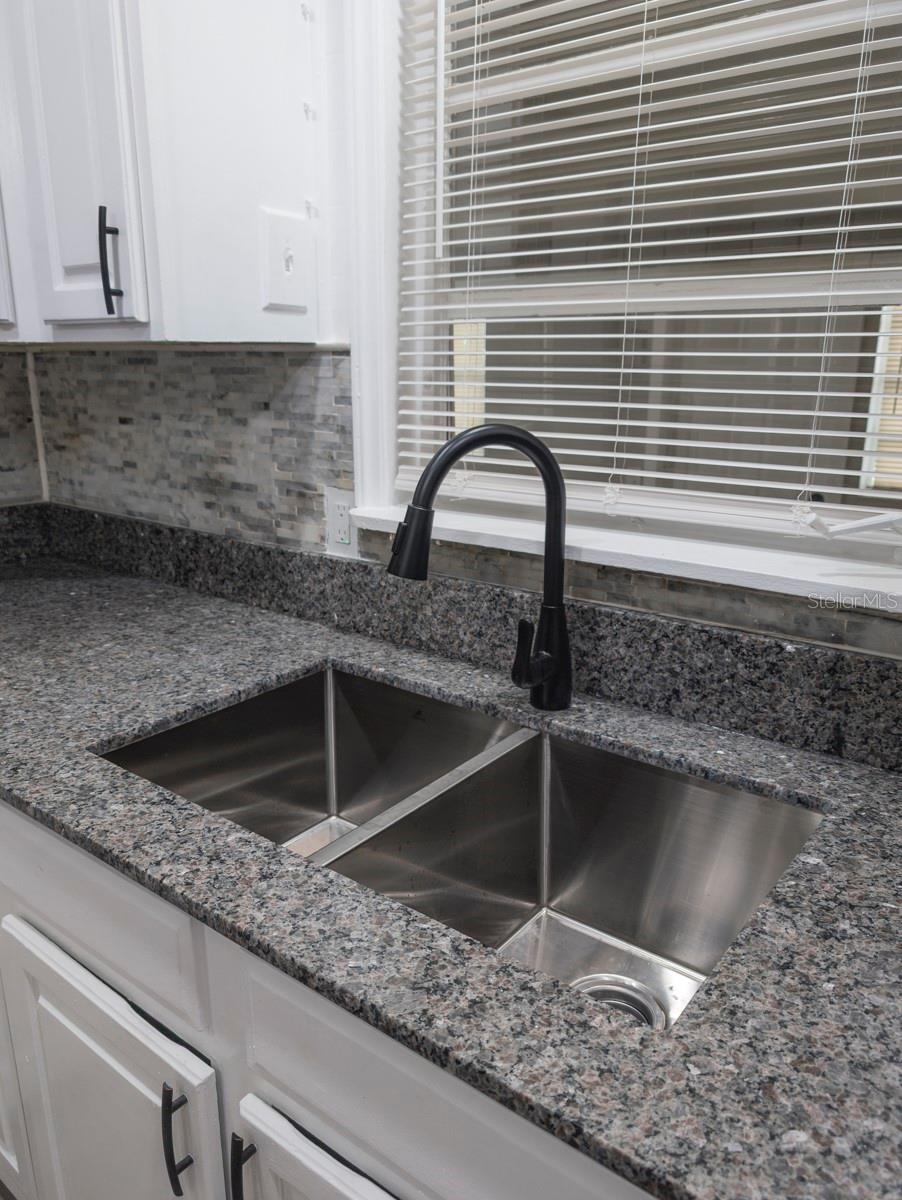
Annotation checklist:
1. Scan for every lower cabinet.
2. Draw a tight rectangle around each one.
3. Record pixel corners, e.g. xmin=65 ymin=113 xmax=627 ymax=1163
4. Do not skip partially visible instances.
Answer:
xmin=0 ymin=805 xmax=647 ymax=1200
xmin=0 ymin=917 xmax=399 ymax=1200
xmin=0 ymin=915 xmax=224 ymax=1200
xmin=0 ymin=965 xmax=34 ymax=1200
xmin=233 ymin=1095 xmax=395 ymax=1200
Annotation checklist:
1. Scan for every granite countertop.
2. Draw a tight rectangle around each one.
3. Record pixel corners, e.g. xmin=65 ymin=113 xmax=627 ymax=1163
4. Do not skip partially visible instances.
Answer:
xmin=1 ymin=560 xmax=898 ymax=1200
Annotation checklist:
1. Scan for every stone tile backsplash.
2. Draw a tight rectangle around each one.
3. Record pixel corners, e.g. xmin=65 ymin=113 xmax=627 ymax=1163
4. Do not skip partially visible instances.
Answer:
xmin=0 ymin=352 xmax=41 ymax=503
xmin=32 ymin=347 xmax=352 ymax=552
xmin=1 ymin=343 xmax=897 ymax=659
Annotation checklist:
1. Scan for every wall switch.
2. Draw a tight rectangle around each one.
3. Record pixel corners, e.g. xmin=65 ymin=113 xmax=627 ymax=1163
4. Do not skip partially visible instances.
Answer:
xmin=260 ymin=207 xmax=318 ymax=338
xmin=325 ymin=487 xmax=357 ymax=558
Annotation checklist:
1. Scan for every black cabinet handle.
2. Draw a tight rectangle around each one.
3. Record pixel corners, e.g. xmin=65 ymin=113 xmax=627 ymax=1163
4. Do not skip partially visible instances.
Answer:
xmin=98 ymin=204 xmax=124 ymax=315
xmin=230 ymin=1133 xmax=257 ymax=1200
xmin=161 ymin=1083 xmax=194 ymax=1197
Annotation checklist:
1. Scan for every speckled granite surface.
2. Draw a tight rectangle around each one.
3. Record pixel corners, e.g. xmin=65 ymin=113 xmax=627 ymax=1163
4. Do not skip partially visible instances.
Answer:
xmin=5 ymin=502 xmax=902 ymax=772
xmin=0 ymin=503 xmax=45 ymax=560
xmin=1 ymin=560 xmax=899 ymax=1200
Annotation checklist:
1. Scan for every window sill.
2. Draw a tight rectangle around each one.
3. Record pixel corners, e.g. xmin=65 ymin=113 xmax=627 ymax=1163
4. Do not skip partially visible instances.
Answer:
xmin=352 ymin=504 xmax=902 ymax=608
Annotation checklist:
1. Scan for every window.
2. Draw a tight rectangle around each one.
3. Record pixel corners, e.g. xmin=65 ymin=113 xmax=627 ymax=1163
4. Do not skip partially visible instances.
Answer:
xmin=863 ymin=303 xmax=902 ymax=489
xmin=394 ymin=0 xmax=902 ymax=559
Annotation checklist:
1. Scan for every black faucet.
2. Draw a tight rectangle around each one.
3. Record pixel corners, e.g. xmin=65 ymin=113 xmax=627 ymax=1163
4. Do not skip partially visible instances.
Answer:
xmin=387 ymin=424 xmax=572 ymax=711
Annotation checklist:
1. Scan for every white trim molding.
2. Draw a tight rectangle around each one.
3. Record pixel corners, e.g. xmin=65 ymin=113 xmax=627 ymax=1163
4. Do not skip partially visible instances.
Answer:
xmin=345 ymin=0 xmax=402 ymax=512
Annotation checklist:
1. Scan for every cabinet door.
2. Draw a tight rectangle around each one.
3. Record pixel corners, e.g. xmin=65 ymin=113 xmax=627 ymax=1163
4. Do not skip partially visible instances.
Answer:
xmin=235 ymin=1094 xmax=395 ymax=1200
xmin=0 ymin=966 xmax=35 ymax=1200
xmin=0 ymin=914 xmax=224 ymax=1200
xmin=6 ymin=0 xmax=147 ymax=323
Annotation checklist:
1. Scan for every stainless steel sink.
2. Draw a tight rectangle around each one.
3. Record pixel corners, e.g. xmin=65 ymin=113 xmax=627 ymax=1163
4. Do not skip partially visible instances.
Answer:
xmin=320 ymin=732 xmax=821 ymax=1026
xmin=104 ymin=672 xmax=821 ymax=1027
xmin=102 ymin=669 xmax=517 ymax=854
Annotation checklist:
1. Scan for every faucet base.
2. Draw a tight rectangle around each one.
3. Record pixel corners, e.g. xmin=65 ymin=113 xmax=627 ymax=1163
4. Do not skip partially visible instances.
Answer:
xmin=529 ymin=605 xmax=572 ymax=711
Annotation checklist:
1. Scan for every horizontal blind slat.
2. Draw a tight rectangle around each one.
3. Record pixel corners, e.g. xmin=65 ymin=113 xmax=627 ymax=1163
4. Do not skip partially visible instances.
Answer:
xmin=443 ymin=3 xmax=902 ymax=113
xmin=443 ymin=0 xmax=831 ymax=79
xmin=403 ymin=39 xmax=902 ymax=136
xmin=398 ymin=427 xmax=902 ymax=462
xmin=395 ymin=448 xmax=902 ymax=495
xmin=399 ymin=414 xmax=902 ymax=442
xmin=399 ymin=397 xmax=880 ymax=418
xmin=402 ymin=204 xmax=902 ymax=253
xmin=403 ymin=84 xmax=902 ymax=173
xmin=400 ymin=245 xmax=902 ymax=288
xmin=396 ymin=447 xmax=902 ymax=484
xmin=402 ymin=145 xmax=902 ymax=208
xmin=401 ymin=179 xmax=902 ymax=237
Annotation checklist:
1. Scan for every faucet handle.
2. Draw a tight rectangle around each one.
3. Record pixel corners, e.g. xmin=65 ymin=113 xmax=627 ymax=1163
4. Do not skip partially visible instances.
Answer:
xmin=511 ymin=619 xmax=534 ymax=686
xmin=512 ymin=619 xmax=555 ymax=688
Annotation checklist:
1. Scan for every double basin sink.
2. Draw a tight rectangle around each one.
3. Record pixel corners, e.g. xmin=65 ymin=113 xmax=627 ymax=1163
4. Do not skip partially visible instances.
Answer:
xmin=104 ymin=669 xmax=820 ymax=1028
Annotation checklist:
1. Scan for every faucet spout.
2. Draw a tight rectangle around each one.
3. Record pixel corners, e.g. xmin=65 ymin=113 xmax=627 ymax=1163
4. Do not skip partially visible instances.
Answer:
xmin=387 ymin=424 xmax=572 ymax=711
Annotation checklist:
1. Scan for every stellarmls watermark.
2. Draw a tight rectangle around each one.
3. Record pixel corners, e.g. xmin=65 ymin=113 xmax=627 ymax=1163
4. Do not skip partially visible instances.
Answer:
xmin=807 ymin=593 xmax=899 ymax=611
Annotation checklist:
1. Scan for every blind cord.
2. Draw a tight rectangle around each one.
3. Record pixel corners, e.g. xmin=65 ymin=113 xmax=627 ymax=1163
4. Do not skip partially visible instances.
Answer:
xmin=609 ymin=0 xmax=654 ymax=501
xmin=797 ymin=0 xmax=876 ymax=516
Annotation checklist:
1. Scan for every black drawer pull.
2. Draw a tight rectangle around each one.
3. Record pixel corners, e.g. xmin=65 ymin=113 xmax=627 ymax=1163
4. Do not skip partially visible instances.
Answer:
xmin=161 ymin=1083 xmax=194 ymax=1196
xmin=230 ymin=1132 xmax=257 ymax=1200
xmin=98 ymin=204 xmax=124 ymax=315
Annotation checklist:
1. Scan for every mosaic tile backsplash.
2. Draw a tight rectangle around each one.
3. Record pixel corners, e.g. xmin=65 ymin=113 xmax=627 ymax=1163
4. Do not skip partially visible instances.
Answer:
xmin=31 ymin=347 xmax=352 ymax=552
xmin=1 ymin=345 xmax=897 ymax=657
xmin=0 ymin=352 xmax=41 ymax=503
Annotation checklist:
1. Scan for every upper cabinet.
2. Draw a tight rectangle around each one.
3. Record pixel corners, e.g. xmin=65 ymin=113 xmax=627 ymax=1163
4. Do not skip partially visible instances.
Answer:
xmin=7 ymin=0 xmax=148 ymax=325
xmin=0 ymin=193 xmax=14 ymax=327
xmin=0 ymin=0 xmax=348 ymax=343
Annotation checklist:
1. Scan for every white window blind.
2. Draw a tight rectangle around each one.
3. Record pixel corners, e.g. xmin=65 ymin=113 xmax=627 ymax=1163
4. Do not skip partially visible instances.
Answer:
xmin=863 ymin=302 xmax=902 ymax=487
xmin=398 ymin=0 xmax=902 ymax=533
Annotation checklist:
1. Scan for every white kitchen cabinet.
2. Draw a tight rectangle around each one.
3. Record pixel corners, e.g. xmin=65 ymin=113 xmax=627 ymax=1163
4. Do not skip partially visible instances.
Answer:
xmin=0 ymin=194 xmax=16 ymax=328
xmin=0 ymin=802 xmax=646 ymax=1200
xmin=233 ymin=1094 xmax=395 ymax=1200
xmin=0 ymin=967 xmax=35 ymax=1200
xmin=4 ymin=0 xmax=148 ymax=325
xmin=0 ymin=0 xmax=347 ymax=343
xmin=0 ymin=914 xmax=225 ymax=1200
xmin=211 ymin=939 xmax=645 ymax=1200
xmin=0 ymin=9 xmax=38 ymax=342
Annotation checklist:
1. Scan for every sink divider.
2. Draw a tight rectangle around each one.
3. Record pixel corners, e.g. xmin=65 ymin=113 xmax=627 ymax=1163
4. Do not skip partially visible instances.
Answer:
xmin=324 ymin=667 xmax=339 ymax=818
xmin=539 ymin=734 xmax=551 ymax=912
xmin=308 ymin=726 xmax=540 ymax=869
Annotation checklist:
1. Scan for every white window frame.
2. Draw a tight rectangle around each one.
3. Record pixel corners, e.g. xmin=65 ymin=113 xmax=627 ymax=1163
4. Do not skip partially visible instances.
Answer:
xmin=861 ymin=303 xmax=902 ymax=489
xmin=346 ymin=0 xmax=902 ymax=607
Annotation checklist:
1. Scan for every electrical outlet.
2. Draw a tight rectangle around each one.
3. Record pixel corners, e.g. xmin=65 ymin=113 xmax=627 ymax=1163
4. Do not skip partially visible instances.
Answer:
xmin=334 ymin=500 xmax=351 ymax=544
xmin=325 ymin=487 xmax=357 ymax=558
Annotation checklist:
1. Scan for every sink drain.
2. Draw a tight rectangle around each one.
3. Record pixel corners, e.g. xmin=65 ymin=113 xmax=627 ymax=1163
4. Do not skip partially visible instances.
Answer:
xmin=572 ymin=974 xmax=667 ymax=1029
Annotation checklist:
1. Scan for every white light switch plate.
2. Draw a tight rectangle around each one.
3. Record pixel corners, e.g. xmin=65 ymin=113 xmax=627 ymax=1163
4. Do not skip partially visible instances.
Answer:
xmin=260 ymin=207 xmax=318 ymax=336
